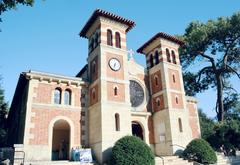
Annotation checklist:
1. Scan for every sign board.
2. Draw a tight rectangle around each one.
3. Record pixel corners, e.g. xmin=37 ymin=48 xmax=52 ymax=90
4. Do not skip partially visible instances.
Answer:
xmin=79 ymin=149 xmax=93 ymax=163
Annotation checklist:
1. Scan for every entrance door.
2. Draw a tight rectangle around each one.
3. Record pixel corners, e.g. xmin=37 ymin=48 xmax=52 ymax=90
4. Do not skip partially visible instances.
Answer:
xmin=132 ymin=121 xmax=144 ymax=140
xmin=52 ymin=119 xmax=70 ymax=161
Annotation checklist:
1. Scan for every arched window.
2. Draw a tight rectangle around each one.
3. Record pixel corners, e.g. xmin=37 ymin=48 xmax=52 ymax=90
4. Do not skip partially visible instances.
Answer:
xmin=149 ymin=54 xmax=154 ymax=68
xmin=175 ymin=96 xmax=179 ymax=104
xmin=156 ymin=98 xmax=160 ymax=107
xmin=64 ymin=89 xmax=71 ymax=105
xmin=154 ymin=51 xmax=159 ymax=65
xmin=92 ymin=88 xmax=96 ymax=100
xmin=172 ymin=74 xmax=176 ymax=83
xmin=166 ymin=48 xmax=171 ymax=62
xmin=154 ymin=76 xmax=159 ymax=86
xmin=107 ymin=29 xmax=113 ymax=46
xmin=178 ymin=118 xmax=183 ymax=132
xmin=115 ymin=32 xmax=121 ymax=48
xmin=115 ymin=113 xmax=120 ymax=131
xmin=92 ymin=61 xmax=96 ymax=74
xmin=114 ymin=86 xmax=118 ymax=96
xmin=90 ymin=38 xmax=94 ymax=51
xmin=94 ymin=32 xmax=99 ymax=48
xmin=54 ymin=88 xmax=61 ymax=104
xmin=172 ymin=50 xmax=177 ymax=64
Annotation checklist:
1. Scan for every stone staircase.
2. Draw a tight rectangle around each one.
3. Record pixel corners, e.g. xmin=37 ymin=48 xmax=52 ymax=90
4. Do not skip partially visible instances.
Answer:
xmin=216 ymin=153 xmax=240 ymax=165
xmin=24 ymin=161 xmax=95 ymax=165
xmin=155 ymin=156 xmax=193 ymax=165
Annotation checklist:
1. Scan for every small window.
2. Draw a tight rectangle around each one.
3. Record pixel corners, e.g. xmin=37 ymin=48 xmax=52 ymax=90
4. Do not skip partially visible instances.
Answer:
xmin=94 ymin=33 xmax=99 ymax=48
xmin=54 ymin=88 xmax=61 ymax=104
xmin=115 ymin=113 xmax=120 ymax=131
xmin=90 ymin=38 xmax=94 ymax=51
xmin=166 ymin=48 xmax=171 ymax=62
xmin=115 ymin=32 xmax=121 ymax=48
xmin=154 ymin=76 xmax=159 ymax=86
xmin=107 ymin=29 xmax=113 ymax=46
xmin=156 ymin=98 xmax=160 ymax=107
xmin=172 ymin=74 xmax=176 ymax=83
xmin=172 ymin=50 xmax=177 ymax=64
xmin=178 ymin=118 xmax=183 ymax=132
xmin=114 ymin=86 xmax=118 ymax=96
xmin=64 ymin=89 xmax=71 ymax=105
xmin=175 ymin=96 xmax=179 ymax=104
xmin=149 ymin=54 xmax=154 ymax=68
xmin=92 ymin=88 xmax=96 ymax=100
xmin=154 ymin=51 xmax=159 ymax=65
xmin=92 ymin=61 xmax=96 ymax=74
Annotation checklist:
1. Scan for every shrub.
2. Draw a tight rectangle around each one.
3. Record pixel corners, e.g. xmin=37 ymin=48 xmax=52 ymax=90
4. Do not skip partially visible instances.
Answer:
xmin=182 ymin=139 xmax=217 ymax=164
xmin=111 ymin=135 xmax=155 ymax=165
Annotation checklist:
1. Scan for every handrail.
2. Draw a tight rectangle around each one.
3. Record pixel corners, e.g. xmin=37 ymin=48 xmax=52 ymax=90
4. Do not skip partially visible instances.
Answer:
xmin=14 ymin=150 xmax=25 ymax=165
xmin=156 ymin=155 xmax=164 ymax=165
xmin=170 ymin=144 xmax=186 ymax=149
xmin=170 ymin=144 xmax=204 ymax=165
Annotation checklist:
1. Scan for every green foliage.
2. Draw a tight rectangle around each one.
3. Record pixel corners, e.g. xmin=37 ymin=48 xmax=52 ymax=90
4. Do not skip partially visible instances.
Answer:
xmin=0 ymin=76 xmax=9 ymax=147
xmin=111 ymin=136 xmax=155 ymax=165
xmin=199 ymin=110 xmax=240 ymax=153
xmin=198 ymin=109 xmax=215 ymax=140
xmin=183 ymin=139 xmax=217 ymax=164
xmin=0 ymin=0 xmax=35 ymax=26
xmin=207 ymin=120 xmax=240 ymax=151
xmin=180 ymin=12 xmax=240 ymax=121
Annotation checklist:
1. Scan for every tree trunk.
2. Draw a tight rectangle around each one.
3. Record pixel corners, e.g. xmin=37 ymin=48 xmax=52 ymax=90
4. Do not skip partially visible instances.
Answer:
xmin=216 ymin=73 xmax=224 ymax=122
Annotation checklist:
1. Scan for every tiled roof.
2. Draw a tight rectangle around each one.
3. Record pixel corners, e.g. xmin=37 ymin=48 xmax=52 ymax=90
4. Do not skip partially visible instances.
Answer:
xmin=79 ymin=9 xmax=135 ymax=38
xmin=137 ymin=32 xmax=184 ymax=54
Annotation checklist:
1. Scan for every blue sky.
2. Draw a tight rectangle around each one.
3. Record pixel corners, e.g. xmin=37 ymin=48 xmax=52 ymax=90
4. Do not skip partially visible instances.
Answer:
xmin=0 ymin=0 xmax=239 ymax=118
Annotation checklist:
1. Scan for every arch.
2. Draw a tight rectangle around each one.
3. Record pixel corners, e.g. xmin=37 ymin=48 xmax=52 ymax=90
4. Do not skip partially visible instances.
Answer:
xmin=172 ymin=74 xmax=176 ymax=83
xmin=114 ymin=86 xmax=118 ymax=96
xmin=166 ymin=48 xmax=171 ymax=62
xmin=175 ymin=96 xmax=179 ymax=104
xmin=115 ymin=32 xmax=121 ymax=48
xmin=132 ymin=121 xmax=144 ymax=140
xmin=156 ymin=98 xmax=161 ymax=107
xmin=154 ymin=51 xmax=159 ymax=65
xmin=107 ymin=29 xmax=113 ymax=46
xmin=54 ymin=88 xmax=61 ymax=104
xmin=94 ymin=32 xmax=99 ymax=48
xmin=90 ymin=38 xmax=94 ymax=51
xmin=154 ymin=75 xmax=159 ymax=86
xmin=64 ymin=89 xmax=71 ymax=105
xmin=92 ymin=60 xmax=96 ymax=74
xmin=149 ymin=54 xmax=154 ymax=68
xmin=178 ymin=118 xmax=183 ymax=132
xmin=48 ymin=116 xmax=74 ymax=161
xmin=115 ymin=113 xmax=120 ymax=131
xmin=171 ymin=50 xmax=177 ymax=64
xmin=92 ymin=88 xmax=96 ymax=100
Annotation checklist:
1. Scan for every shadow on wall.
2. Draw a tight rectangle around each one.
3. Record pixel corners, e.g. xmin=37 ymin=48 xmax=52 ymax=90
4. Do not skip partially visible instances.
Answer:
xmin=102 ymin=147 xmax=113 ymax=164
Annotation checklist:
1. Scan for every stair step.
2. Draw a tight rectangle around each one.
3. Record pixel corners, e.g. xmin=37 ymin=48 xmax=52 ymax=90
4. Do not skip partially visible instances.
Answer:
xmin=24 ymin=161 xmax=94 ymax=165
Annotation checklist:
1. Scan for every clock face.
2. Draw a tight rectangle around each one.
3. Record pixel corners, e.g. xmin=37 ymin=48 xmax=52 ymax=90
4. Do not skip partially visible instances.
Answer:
xmin=129 ymin=80 xmax=144 ymax=107
xmin=109 ymin=58 xmax=121 ymax=71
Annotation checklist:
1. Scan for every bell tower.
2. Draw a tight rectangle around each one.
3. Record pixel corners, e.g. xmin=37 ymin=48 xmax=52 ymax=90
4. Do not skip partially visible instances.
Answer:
xmin=80 ymin=9 xmax=135 ymax=163
xmin=137 ymin=33 xmax=192 ymax=156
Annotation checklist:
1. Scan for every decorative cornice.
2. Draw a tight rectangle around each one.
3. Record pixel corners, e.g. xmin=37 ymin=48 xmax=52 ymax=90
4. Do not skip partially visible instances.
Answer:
xmin=186 ymin=96 xmax=198 ymax=103
xmin=23 ymin=70 xmax=88 ymax=87
xmin=137 ymin=32 xmax=185 ymax=54
xmin=79 ymin=9 xmax=135 ymax=38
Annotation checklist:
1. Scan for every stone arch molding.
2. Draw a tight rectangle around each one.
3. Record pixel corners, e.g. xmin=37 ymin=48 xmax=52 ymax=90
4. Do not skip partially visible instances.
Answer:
xmin=132 ymin=120 xmax=146 ymax=140
xmin=48 ymin=116 xmax=75 ymax=158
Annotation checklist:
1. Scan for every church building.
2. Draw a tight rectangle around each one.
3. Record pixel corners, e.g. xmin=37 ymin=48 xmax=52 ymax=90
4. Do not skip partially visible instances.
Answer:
xmin=7 ymin=9 xmax=200 ymax=163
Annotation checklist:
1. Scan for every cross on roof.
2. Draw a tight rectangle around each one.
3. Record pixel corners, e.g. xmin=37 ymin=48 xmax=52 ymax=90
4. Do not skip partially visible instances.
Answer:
xmin=128 ymin=49 xmax=135 ymax=60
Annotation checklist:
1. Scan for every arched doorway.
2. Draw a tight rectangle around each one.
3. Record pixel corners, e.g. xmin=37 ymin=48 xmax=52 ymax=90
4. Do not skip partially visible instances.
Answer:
xmin=132 ymin=121 xmax=144 ymax=140
xmin=52 ymin=119 xmax=70 ymax=161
